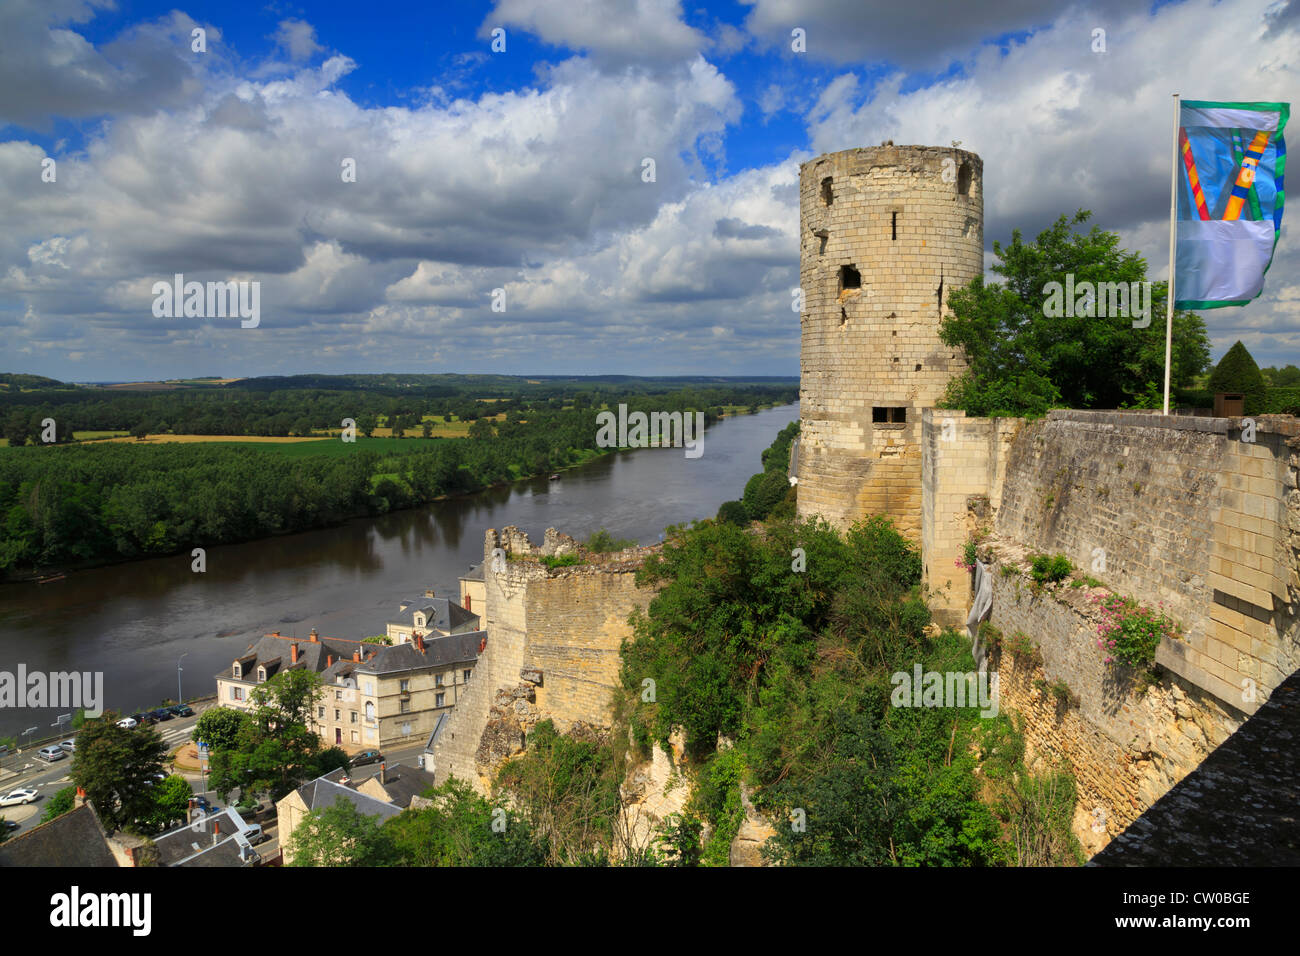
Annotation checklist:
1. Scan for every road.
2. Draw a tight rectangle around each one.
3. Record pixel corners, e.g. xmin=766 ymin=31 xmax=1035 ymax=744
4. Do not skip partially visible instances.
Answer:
xmin=0 ymin=706 xmax=431 ymax=842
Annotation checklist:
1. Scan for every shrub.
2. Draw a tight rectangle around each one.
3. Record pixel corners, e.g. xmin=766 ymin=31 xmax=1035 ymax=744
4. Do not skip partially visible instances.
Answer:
xmin=716 ymin=500 xmax=749 ymax=526
xmin=1094 ymin=594 xmax=1181 ymax=668
xmin=1208 ymin=341 xmax=1267 ymax=415
xmin=539 ymin=553 xmax=583 ymax=569
xmin=586 ymin=528 xmax=636 ymax=553
xmin=1029 ymin=554 xmax=1073 ymax=586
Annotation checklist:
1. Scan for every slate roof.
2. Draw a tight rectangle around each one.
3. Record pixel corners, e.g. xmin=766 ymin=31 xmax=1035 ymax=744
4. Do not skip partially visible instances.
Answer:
xmin=389 ymin=596 xmax=479 ymax=633
xmin=152 ymin=808 xmax=257 ymax=867
xmin=293 ymin=769 xmax=403 ymax=823
xmin=322 ymin=630 xmax=483 ymax=680
xmin=361 ymin=764 xmax=438 ymax=809
xmin=459 ymin=564 xmax=484 ymax=582
xmin=215 ymin=633 xmax=365 ymax=682
xmin=0 ymin=802 xmax=118 ymax=867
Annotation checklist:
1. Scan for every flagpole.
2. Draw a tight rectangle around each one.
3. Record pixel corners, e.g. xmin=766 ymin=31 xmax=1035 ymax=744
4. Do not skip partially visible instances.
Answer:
xmin=1164 ymin=93 xmax=1179 ymax=415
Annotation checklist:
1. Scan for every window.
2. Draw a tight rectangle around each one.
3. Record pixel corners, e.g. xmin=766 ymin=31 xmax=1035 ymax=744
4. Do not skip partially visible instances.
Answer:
xmin=400 ymin=679 xmax=410 ymax=693
xmin=231 ymin=686 xmax=245 ymax=702
xmin=891 ymin=211 xmax=897 ymax=240
xmin=363 ymin=681 xmax=374 ymax=696
xmin=350 ymin=730 xmax=359 ymax=743
xmin=400 ymin=700 xmax=411 ymax=714
xmin=350 ymin=711 xmax=357 ymax=723
xmin=436 ymin=693 xmax=446 ymax=708
xmin=872 ymin=407 xmax=907 ymax=424
xmin=463 ymin=669 xmax=472 ymax=683
xmin=257 ymin=667 xmax=266 ymax=682
xmin=839 ymin=265 xmax=860 ymax=291
xmin=820 ymin=176 xmax=833 ymax=205
xmin=435 ymin=674 xmax=444 ymax=687
xmin=957 ymin=161 xmax=972 ymax=196
xmin=335 ymin=690 xmax=343 ymax=700
xmin=365 ymin=701 xmax=375 ymax=721
xmin=317 ymin=705 xmax=325 ymax=718
xmin=232 ymin=664 xmax=241 ymax=679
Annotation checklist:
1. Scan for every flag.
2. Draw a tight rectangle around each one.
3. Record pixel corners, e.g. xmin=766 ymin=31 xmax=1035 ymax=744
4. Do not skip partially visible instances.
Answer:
xmin=1175 ymin=100 xmax=1288 ymax=309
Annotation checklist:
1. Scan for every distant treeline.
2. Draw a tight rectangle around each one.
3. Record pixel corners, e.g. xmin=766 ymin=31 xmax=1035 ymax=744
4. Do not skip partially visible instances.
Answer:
xmin=0 ymin=382 xmax=797 ymax=575
xmin=0 ymin=374 xmax=796 ymax=445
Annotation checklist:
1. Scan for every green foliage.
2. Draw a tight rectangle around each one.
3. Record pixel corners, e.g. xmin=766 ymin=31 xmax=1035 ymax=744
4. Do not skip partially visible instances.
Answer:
xmin=539 ymin=553 xmax=582 ymax=569
xmin=382 ymin=777 xmax=547 ymax=867
xmin=690 ymin=746 xmax=747 ymax=866
xmin=493 ymin=720 xmax=621 ymax=864
xmin=1095 ymin=593 xmax=1181 ymax=668
xmin=737 ymin=420 xmax=799 ymax=522
xmin=288 ymin=796 xmax=401 ymax=866
xmin=1208 ymin=341 xmax=1267 ymax=414
xmin=1004 ymin=632 xmax=1041 ymax=667
xmin=41 ymin=786 xmax=76 ymax=823
xmin=938 ymin=210 xmax=1210 ymax=416
xmin=1029 ymin=553 xmax=1073 ymax=586
xmin=656 ymin=815 xmax=704 ymax=867
xmin=70 ymin=714 xmax=168 ymax=832
xmin=585 ymin=528 xmax=636 ymax=553
xmin=715 ymin=499 xmax=749 ymax=525
xmin=362 ymin=635 xmax=393 ymax=645
xmin=1263 ymin=387 xmax=1300 ymax=415
xmin=145 ymin=775 xmax=194 ymax=832
xmin=193 ymin=707 xmax=251 ymax=752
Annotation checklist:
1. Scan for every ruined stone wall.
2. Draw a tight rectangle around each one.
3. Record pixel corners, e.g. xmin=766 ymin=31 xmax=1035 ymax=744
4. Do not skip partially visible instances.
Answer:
xmin=920 ymin=409 xmax=1024 ymax=625
xmin=429 ymin=527 xmax=658 ymax=792
xmin=797 ymin=144 xmax=984 ymax=538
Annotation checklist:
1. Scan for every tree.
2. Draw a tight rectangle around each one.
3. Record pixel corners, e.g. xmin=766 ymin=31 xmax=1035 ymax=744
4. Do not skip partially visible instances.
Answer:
xmin=1208 ymin=341 xmax=1267 ymax=414
xmin=938 ymin=210 xmax=1211 ymax=416
xmin=132 ymin=423 xmax=149 ymax=441
xmin=193 ymin=707 xmax=251 ymax=753
xmin=70 ymin=715 xmax=167 ymax=832
xmin=715 ymin=500 xmax=748 ymax=525
xmin=421 ymin=421 xmax=433 ymax=439
xmin=209 ymin=671 xmax=327 ymax=801
xmin=287 ymin=797 xmax=399 ymax=866
xmin=145 ymin=775 xmax=193 ymax=832
xmin=41 ymin=786 xmax=76 ymax=823
xmin=468 ymin=418 xmax=495 ymax=440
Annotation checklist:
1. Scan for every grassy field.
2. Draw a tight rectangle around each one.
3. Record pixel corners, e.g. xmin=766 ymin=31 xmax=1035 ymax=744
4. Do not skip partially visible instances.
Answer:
xmin=102 ymin=434 xmax=330 ymax=444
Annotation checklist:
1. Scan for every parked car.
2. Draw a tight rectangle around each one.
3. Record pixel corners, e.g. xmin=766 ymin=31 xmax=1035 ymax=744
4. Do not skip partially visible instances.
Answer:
xmin=191 ymin=796 xmax=217 ymax=815
xmin=149 ymin=708 xmax=174 ymax=721
xmin=37 ymin=746 xmax=66 ymax=762
xmin=116 ymin=717 xmax=138 ymax=729
xmin=240 ymin=823 xmax=266 ymax=845
xmin=169 ymin=704 xmax=194 ymax=718
xmin=2 ymin=820 xmax=18 ymax=832
xmin=0 ymin=788 xmax=38 ymax=807
xmin=58 ymin=739 xmax=75 ymax=753
xmin=349 ymin=749 xmax=384 ymax=768
xmin=131 ymin=712 xmax=156 ymax=725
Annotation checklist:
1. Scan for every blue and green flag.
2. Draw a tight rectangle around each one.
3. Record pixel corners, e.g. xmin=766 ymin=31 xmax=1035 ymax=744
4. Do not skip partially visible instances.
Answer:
xmin=1175 ymin=100 xmax=1288 ymax=309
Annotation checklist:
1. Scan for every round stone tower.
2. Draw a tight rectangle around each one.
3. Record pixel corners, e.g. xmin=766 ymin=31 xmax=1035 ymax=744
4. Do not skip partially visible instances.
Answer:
xmin=796 ymin=144 xmax=984 ymax=538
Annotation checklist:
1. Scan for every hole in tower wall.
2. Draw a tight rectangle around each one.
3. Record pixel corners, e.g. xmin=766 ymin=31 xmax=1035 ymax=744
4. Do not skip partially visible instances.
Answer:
xmin=840 ymin=308 xmax=847 ymax=326
xmin=839 ymin=265 xmax=861 ymax=291
xmin=915 ymin=364 xmax=922 ymax=371
xmin=957 ymin=162 xmax=972 ymax=196
xmin=821 ymin=177 xmax=833 ymax=205
xmin=891 ymin=211 xmax=897 ymax=240
xmin=872 ymin=406 xmax=907 ymax=424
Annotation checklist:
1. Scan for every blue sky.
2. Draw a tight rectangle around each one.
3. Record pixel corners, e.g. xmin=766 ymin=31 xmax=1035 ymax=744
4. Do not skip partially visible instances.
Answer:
xmin=1 ymin=0 xmax=1297 ymax=381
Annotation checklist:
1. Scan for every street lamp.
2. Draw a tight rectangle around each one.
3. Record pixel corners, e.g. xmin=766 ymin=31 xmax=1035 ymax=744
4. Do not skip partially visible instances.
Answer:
xmin=21 ymin=726 xmax=37 ymax=751
xmin=177 ymin=653 xmax=188 ymax=705
xmin=51 ymin=713 xmax=71 ymax=734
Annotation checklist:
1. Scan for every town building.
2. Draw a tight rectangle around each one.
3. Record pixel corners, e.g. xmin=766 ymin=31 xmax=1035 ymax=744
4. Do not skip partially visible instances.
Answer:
xmin=459 ymin=564 xmax=485 ymax=616
xmin=215 ymin=629 xmax=365 ymax=711
xmin=276 ymin=766 xmax=404 ymax=865
xmin=312 ymin=630 xmax=484 ymax=751
xmin=384 ymin=588 xmax=480 ymax=643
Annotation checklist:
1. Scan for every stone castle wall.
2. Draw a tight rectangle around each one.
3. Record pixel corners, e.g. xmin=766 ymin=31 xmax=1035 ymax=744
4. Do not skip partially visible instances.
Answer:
xmin=797 ymin=144 xmax=984 ymax=538
xmin=429 ymin=527 xmax=657 ymax=792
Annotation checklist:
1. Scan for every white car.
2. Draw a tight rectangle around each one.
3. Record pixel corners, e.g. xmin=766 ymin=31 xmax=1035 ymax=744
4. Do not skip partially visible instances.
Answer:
xmin=116 ymin=717 xmax=138 ymax=729
xmin=0 ymin=788 xmax=38 ymax=807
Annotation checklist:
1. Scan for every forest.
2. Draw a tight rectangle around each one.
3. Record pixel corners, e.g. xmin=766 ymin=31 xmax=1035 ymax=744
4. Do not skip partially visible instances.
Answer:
xmin=0 ymin=377 xmax=797 ymax=576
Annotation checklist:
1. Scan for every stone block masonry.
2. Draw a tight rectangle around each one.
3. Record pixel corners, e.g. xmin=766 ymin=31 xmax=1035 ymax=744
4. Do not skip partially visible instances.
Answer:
xmin=797 ymin=144 xmax=984 ymax=539
xmin=429 ymin=526 xmax=658 ymax=792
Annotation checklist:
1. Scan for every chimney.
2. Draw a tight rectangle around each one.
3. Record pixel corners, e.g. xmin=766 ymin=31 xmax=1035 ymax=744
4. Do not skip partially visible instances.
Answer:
xmin=213 ymin=819 xmax=221 ymax=845
xmin=75 ymin=787 xmax=87 ymax=809
xmin=327 ymin=654 xmax=334 ymax=667
xmin=309 ymin=628 xmax=319 ymax=643
xmin=479 ymin=635 xmax=487 ymax=653
xmin=272 ymin=630 xmax=280 ymax=637
xmin=290 ymin=643 xmax=299 ymax=664
xmin=425 ymin=588 xmax=435 ymax=598
xmin=415 ymin=634 xmax=426 ymax=654
xmin=380 ymin=762 xmax=387 ymax=784
xmin=353 ymin=649 xmax=361 ymax=662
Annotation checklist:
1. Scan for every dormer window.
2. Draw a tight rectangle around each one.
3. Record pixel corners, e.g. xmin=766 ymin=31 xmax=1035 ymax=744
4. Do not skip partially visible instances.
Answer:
xmin=232 ymin=663 xmax=242 ymax=679
xmin=414 ymin=613 xmax=425 ymax=627
xmin=257 ymin=666 xmax=267 ymax=682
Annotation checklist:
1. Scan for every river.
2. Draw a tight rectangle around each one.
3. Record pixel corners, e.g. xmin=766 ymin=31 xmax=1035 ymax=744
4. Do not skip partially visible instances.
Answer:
xmin=0 ymin=404 xmax=798 ymax=735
